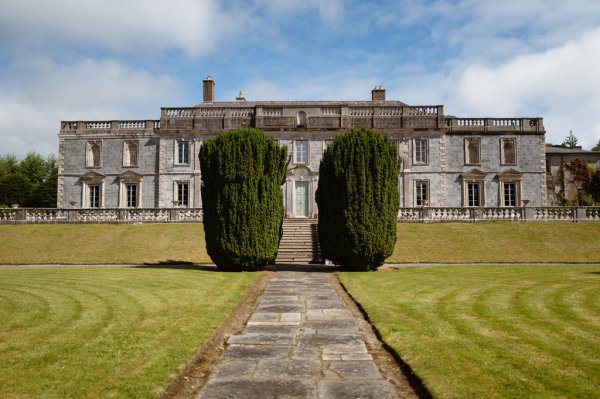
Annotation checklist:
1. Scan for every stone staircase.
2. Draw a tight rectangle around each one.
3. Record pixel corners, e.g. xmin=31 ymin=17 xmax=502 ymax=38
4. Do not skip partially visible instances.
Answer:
xmin=275 ymin=218 xmax=323 ymax=264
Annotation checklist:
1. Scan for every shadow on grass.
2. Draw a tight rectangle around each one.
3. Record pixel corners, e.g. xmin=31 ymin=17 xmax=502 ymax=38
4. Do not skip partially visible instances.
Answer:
xmin=586 ymin=271 xmax=600 ymax=275
xmin=136 ymin=261 xmax=218 ymax=272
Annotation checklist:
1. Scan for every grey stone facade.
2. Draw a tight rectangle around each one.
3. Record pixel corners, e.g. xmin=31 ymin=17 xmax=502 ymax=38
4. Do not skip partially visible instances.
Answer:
xmin=58 ymin=77 xmax=547 ymax=216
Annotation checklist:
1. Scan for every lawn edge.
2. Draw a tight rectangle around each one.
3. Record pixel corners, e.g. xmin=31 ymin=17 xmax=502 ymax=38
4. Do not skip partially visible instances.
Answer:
xmin=334 ymin=272 xmax=434 ymax=399
xmin=331 ymin=273 xmax=431 ymax=399
xmin=159 ymin=271 xmax=273 ymax=399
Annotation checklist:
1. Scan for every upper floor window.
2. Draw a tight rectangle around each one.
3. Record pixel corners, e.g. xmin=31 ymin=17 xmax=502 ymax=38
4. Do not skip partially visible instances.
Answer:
xmin=86 ymin=141 xmax=102 ymax=167
xmin=465 ymin=138 xmax=480 ymax=165
xmin=295 ymin=140 xmax=308 ymax=164
xmin=414 ymin=139 xmax=428 ymax=164
xmin=501 ymin=138 xmax=516 ymax=165
xmin=123 ymin=140 xmax=139 ymax=167
xmin=324 ymin=140 xmax=333 ymax=152
xmin=176 ymin=140 xmax=189 ymax=165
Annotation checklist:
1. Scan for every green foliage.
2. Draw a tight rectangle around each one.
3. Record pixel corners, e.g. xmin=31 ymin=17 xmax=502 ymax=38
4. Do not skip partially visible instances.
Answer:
xmin=199 ymin=128 xmax=289 ymax=271
xmin=0 ymin=174 xmax=32 ymax=206
xmin=0 ymin=154 xmax=19 ymax=176
xmin=0 ymin=152 xmax=58 ymax=207
xmin=316 ymin=128 xmax=400 ymax=271
xmin=592 ymin=139 xmax=600 ymax=152
xmin=584 ymin=167 xmax=600 ymax=203
xmin=562 ymin=130 xmax=579 ymax=148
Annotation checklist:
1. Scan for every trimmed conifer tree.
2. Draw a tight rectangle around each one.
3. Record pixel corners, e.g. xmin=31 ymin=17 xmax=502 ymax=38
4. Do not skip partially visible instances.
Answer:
xmin=316 ymin=128 xmax=400 ymax=270
xmin=199 ymin=128 xmax=289 ymax=271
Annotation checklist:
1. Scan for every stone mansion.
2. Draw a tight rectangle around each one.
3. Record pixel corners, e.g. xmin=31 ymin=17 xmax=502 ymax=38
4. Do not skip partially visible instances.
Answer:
xmin=58 ymin=76 xmax=547 ymax=217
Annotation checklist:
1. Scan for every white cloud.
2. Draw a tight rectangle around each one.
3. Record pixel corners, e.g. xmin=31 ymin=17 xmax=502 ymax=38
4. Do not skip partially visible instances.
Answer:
xmin=0 ymin=59 xmax=186 ymax=157
xmin=0 ymin=0 xmax=240 ymax=57
xmin=449 ymin=28 xmax=600 ymax=148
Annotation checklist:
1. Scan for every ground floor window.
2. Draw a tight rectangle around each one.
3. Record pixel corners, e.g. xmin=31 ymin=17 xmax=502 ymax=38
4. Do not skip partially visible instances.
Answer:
xmin=89 ymin=185 xmax=100 ymax=208
xmin=503 ymin=182 xmax=516 ymax=207
xmin=415 ymin=180 xmax=429 ymax=206
xmin=467 ymin=182 xmax=481 ymax=207
xmin=177 ymin=182 xmax=189 ymax=207
xmin=126 ymin=184 xmax=137 ymax=208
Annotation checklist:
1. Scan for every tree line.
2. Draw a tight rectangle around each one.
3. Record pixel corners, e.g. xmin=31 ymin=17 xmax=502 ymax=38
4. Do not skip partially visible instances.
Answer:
xmin=0 ymin=153 xmax=58 ymax=208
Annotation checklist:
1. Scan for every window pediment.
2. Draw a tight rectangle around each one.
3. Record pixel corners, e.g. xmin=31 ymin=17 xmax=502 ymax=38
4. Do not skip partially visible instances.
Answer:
xmin=498 ymin=168 xmax=523 ymax=181
xmin=461 ymin=169 xmax=487 ymax=181
xmin=81 ymin=171 xmax=105 ymax=183
xmin=118 ymin=170 xmax=143 ymax=183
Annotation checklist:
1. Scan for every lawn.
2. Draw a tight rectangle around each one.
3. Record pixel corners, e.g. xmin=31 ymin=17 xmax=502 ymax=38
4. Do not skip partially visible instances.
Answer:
xmin=390 ymin=222 xmax=600 ymax=263
xmin=0 ymin=267 xmax=258 ymax=399
xmin=0 ymin=224 xmax=210 ymax=264
xmin=339 ymin=266 xmax=600 ymax=399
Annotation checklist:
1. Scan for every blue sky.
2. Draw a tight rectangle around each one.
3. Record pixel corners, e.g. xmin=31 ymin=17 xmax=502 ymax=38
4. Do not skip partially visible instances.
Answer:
xmin=1 ymin=0 xmax=600 ymax=157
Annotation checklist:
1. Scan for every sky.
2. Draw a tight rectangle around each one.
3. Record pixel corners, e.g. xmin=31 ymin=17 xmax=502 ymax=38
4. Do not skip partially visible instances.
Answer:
xmin=1 ymin=0 xmax=600 ymax=158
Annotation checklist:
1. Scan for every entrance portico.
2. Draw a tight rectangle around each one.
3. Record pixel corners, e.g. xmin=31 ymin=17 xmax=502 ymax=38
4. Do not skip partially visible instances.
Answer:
xmin=285 ymin=165 xmax=318 ymax=218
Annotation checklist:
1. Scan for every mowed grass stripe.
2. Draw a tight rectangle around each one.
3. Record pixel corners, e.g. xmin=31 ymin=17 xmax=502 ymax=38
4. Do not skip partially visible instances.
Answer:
xmin=339 ymin=266 xmax=600 ymax=399
xmin=0 ymin=267 xmax=258 ymax=399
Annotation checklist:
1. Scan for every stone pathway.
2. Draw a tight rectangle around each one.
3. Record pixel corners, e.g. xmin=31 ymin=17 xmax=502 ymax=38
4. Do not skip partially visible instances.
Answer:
xmin=195 ymin=271 xmax=399 ymax=399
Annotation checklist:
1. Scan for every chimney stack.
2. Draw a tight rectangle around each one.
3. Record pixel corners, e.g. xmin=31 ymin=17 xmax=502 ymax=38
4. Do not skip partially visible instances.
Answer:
xmin=203 ymin=76 xmax=215 ymax=102
xmin=371 ymin=85 xmax=385 ymax=101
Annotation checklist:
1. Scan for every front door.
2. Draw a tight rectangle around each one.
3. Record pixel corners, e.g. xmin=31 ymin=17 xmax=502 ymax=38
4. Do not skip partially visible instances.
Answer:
xmin=295 ymin=181 xmax=309 ymax=217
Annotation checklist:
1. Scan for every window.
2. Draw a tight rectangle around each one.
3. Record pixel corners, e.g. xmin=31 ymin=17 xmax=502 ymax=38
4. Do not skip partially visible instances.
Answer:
xmin=465 ymin=138 xmax=480 ymax=164
xmin=324 ymin=140 xmax=333 ymax=152
xmin=503 ymin=182 xmax=516 ymax=207
xmin=414 ymin=139 xmax=428 ymax=164
xmin=123 ymin=141 xmax=139 ymax=167
xmin=498 ymin=170 xmax=522 ymax=207
xmin=177 ymin=182 xmax=189 ymax=207
xmin=176 ymin=140 xmax=189 ymax=164
xmin=467 ymin=182 xmax=481 ymax=207
xmin=126 ymin=184 xmax=137 ymax=208
xmin=295 ymin=140 xmax=308 ymax=163
xmin=501 ymin=139 xmax=516 ymax=165
xmin=415 ymin=180 xmax=429 ymax=206
xmin=89 ymin=185 xmax=100 ymax=208
xmin=86 ymin=141 xmax=102 ymax=167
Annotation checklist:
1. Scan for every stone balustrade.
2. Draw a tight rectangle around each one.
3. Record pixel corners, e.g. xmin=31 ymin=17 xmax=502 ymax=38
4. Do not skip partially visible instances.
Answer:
xmin=446 ymin=117 xmax=544 ymax=132
xmin=2 ymin=207 xmax=599 ymax=224
xmin=60 ymin=120 xmax=160 ymax=133
xmin=0 ymin=208 xmax=203 ymax=224
xmin=397 ymin=207 xmax=600 ymax=222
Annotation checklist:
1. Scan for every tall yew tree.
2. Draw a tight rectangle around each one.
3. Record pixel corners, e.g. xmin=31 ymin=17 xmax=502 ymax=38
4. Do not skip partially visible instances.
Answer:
xmin=199 ymin=128 xmax=289 ymax=271
xmin=316 ymin=128 xmax=400 ymax=270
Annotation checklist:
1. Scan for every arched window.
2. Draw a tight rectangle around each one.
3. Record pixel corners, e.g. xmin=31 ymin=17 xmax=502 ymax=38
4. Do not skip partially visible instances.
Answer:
xmin=123 ymin=141 xmax=139 ymax=167
xmin=501 ymin=139 xmax=516 ymax=165
xmin=466 ymin=139 xmax=480 ymax=164
xmin=86 ymin=141 xmax=102 ymax=167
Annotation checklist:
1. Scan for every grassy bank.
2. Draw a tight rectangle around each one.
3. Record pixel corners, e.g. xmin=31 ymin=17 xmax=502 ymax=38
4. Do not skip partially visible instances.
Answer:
xmin=0 ymin=267 xmax=258 ymax=398
xmin=390 ymin=222 xmax=600 ymax=263
xmin=339 ymin=266 xmax=600 ymax=399
xmin=0 ymin=224 xmax=210 ymax=264
xmin=0 ymin=222 xmax=599 ymax=265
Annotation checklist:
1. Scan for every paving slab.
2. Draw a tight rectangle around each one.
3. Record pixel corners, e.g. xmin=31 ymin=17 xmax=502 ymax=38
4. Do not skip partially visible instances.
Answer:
xmin=195 ymin=271 xmax=400 ymax=399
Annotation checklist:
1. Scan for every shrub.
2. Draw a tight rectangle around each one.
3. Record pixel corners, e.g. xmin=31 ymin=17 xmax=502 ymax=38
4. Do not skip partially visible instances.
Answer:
xmin=316 ymin=128 xmax=400 ymax=271
xmin=199 ymin=128 xmax=289 ymax=271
